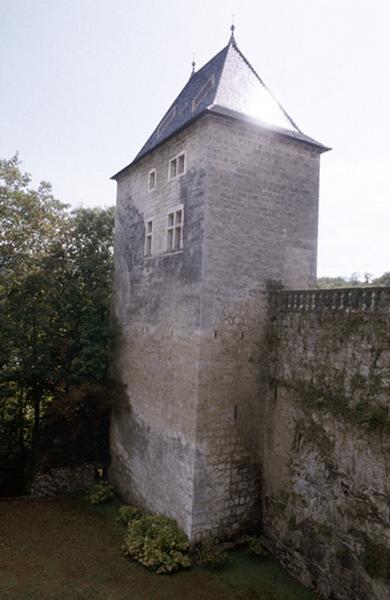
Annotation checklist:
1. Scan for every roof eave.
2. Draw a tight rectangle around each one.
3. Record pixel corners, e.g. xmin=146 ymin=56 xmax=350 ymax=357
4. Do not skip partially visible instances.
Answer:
xmin=208 ymin=105 xmax=331 ymax=153
xmin=110 ymin=109 xmax=210 ymax=180
xmin=111 ymin=103 xmax=331 ymax=181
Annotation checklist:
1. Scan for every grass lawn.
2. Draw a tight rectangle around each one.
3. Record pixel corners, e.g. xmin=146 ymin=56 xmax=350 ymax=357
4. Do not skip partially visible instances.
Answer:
xmin=0 ymin=496 xmax=316 ymax=600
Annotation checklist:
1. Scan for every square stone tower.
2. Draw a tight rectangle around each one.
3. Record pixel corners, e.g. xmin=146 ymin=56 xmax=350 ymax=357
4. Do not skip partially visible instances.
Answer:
xmin=110 ymin=30 xmax=329 ymax=541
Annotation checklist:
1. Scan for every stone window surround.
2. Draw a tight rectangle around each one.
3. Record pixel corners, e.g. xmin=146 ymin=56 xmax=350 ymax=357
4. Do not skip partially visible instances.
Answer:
xmin=144 ymin=218 xmax=153 ymax=256
xmin=148 ymin=168 xmax=156 ymax=191
xmin=168 ymin=151 xmax=186 ymax=180
xmin=166 ymin=204 xmax=184 ymax=253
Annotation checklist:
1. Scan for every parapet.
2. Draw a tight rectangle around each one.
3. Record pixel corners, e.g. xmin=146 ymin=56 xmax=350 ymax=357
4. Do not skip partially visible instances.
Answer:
xmin=270 ymin=287 xmax=390 ymax=315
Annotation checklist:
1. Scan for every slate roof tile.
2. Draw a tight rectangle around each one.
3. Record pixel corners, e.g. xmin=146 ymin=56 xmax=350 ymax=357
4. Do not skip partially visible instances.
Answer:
xmin=113 ymin=36 xmax=329 ymax=179
xmin=133 ymin=44 xmax=230 ymax=162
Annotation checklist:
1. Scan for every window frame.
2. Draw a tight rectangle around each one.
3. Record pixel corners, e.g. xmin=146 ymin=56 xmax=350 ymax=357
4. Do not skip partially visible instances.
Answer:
xmin=192 ymin=74 xmax=215 ymax=112
xmin=144 ymin=219 xmax=153 ymax=257
xmin=148 ymin=169 xmax=156 ymax=191
xmin=168 ymin=152 xmax=186 ymax=181
xmin=166 ymin=205 xmax=184 ymax=253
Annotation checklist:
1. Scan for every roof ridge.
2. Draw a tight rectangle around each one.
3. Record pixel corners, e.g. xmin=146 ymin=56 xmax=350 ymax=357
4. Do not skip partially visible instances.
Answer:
xmin=213 ymin=41 xmax=234 ymax=106
xmin=207 ymin=42 xmax=231 ymax=107
xmin=193 ymin=43 xmax=230 ymax=80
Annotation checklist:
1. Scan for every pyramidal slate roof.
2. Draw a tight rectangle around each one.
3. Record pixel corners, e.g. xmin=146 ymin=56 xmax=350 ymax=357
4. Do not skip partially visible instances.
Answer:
xmin=113 ymin=33 xmax=328 ymax=178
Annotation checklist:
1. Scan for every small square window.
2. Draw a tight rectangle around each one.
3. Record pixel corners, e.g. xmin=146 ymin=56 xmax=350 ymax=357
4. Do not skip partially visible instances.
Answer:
xmin=169 ymin=153 xmax=186 ymax=180
xmin=148 ymin=169 xmax=156 ymax=191
xmin=166 ymin=208 xmax=183 ymax=252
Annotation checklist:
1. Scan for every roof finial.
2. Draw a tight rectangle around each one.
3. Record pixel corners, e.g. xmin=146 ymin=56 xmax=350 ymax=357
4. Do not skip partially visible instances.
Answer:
xmin=190 ymin=53 xmax=196 ymax=78
xmin=230 ymin=15 xmax=236 ymax=44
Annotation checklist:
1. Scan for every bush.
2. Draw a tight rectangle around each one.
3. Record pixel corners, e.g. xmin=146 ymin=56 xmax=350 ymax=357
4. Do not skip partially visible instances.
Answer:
xmin=192 ymin=538 xmax=230 ymax=569
xmin=117 ymin=505 xmax=142 ymax=525
xmin=87 ymin=481 xmax=115 ymax=505
xmin=243 ymin=535 xmax=270 ymax=558
xmin=122 ymin=514 xmax=191 ymax=574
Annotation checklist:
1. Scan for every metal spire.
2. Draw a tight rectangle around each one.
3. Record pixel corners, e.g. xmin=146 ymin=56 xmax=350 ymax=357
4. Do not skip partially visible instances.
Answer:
xmin=230 ymin=15 xmax=236 ymax=44
xmin=190 ymin=53 xmax=196 ymax=78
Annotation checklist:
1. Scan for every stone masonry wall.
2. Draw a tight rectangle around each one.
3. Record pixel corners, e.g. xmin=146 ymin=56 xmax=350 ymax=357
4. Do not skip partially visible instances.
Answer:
xmin=111 ymin=111 xmax=324 ymax=541
xmin=190 ymin=114 xmax=322 ymax=539
xmin=264 ymin=287 xmax=390 ymax=600
xmin=110 ymin=119 xmax=210 ymax=537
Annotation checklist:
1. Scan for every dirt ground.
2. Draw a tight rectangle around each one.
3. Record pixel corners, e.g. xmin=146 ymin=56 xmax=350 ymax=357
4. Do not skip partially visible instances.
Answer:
xmin=0 ymin=496 xmax=316 ymax=600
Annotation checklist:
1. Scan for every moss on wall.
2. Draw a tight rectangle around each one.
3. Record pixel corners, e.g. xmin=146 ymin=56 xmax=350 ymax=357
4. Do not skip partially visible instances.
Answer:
xmin=263 ymin=298 xmax=390 ymax=600
xmin=278 ymin=378 xmax=390 ymax=436
xmin=270 ymin=309 xmax=390 ymax=436
xmin=362 ymin=541 xmax=390 ymax=581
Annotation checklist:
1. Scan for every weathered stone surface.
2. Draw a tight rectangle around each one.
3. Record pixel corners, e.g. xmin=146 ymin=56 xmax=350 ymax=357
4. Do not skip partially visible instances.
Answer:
xmin=109 ymin=48 xmax=390 ymax=597
xmin=30 ymin=464 xmax=95 ymax=497
xmin=263 ymin=291 xmax=390 ymax=600
xmin=110 ymin=111 xmax=322 ymax=540
xmin=110 ymin=120 xmax=207 ymax=538
xmin=190 ymin=114 xmax=320 ymax=540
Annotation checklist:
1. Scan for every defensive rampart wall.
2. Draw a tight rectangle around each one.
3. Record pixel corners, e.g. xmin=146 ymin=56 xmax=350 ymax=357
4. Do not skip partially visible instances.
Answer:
xmin=263 ymin=287 xmax=390 ymax=600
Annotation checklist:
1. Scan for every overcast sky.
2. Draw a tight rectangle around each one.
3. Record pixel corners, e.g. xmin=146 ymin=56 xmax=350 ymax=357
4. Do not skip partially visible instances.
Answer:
xmin=1 ymin=0 xmax=389 ymax=277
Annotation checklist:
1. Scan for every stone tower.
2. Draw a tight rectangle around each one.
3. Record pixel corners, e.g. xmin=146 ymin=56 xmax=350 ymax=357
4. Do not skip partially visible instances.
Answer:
xmin=110 ymin=29 xmax=329 ymax=541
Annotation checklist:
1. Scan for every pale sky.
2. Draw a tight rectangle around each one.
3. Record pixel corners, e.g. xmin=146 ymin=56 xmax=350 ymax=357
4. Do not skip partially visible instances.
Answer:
xmin=1 ymin=0 xmax=389 ymax=277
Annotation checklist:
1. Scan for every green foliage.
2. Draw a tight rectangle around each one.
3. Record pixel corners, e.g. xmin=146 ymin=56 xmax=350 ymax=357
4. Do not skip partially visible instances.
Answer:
xmin=193 ymin=538 xmax=230 ymax=569
xmin=87 ymin=481 xmax=115 ymax=505
xmin=335 ymin=545 xmax=349 ymax=560
xmin=316 ymin=523 xmax=332 ymax=538
xmin=316 ymin=276 xmax=354 ymax=289
xmin=122 ymin=514 xmax=191 ymax=574
xmin=317 ymin=272 xmax=390 ymax=289
xmin=372 ymin=272 xmax=390 ymax=287
xmin=0 ymin=154 xmax=117 ymax=494
xmin=117 ymin=505 xmax=142 ymax=525
xmin=243 ymin=535 xmax=270 ymax=559
xmin=362 ymin=541 xmax=390 ymax=581
xmin=286 ymin=377 xmax=390 ymax=436
xmin=288 ymin=515 xmax=297 ymax=530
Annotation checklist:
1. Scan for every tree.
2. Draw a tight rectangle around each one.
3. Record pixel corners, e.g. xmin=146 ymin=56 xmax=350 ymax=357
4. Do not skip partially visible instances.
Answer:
xmin=316 ymin=276 xmax=351 ymax=289
xmin=317 ymin=272 xmax=390 ymax=289
xmin=372 ymin=272 xmax=390 ymax=287
xmin=0 ymin=155 xmax=117 ymax=494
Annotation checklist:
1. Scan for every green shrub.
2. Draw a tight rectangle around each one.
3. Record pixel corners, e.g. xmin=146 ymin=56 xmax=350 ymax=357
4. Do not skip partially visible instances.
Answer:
xmin=117 ymin=505 xmax=142 ymax=525
xmin=122 ymin=514 xmax=191 ymax=574
xmin=243 ymin=535 xmax=270 ymax=558
xmin=193 ymin=538 xmax=230 ymax=569
xmin=87 ymin=481 xmax=115 ymax=505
